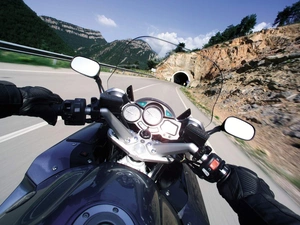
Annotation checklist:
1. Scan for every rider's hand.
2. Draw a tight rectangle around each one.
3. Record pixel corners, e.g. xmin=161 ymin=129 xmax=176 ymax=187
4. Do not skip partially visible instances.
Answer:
xmin=190 ymin=153 xmax=228 ymax=183
xmin=18 ymin=86 xmax=63 ymax=125
xmin=217 ymin=165 xmax=275 ymax=213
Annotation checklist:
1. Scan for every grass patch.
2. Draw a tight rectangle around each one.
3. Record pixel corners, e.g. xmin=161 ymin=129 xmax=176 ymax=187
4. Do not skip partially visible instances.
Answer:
xmin=286 ymin=176 xmax=300 ymax=189
xmin=0 ymin=50 xmax=70 ymax=68
xmin=108 ymin=68 xmax=152 ymax=77
xmin=254 ymin=147 xmax=267 ymax=157
xmin=261 ymin=160 xmax=300 ymax=189
xmin=100 ymin=67 xmax=112 ymax=73
xmin=243 ymin=145 xmax=300 ymax=190
xmin=180 ymin=87 xmax=211 ymax=115
xmin=234 ymin=137 xmax=248 ymax=148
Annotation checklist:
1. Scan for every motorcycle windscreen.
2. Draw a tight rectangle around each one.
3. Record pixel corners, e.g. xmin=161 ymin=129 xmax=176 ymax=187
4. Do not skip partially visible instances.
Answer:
xmin=0 ymin=163 xmax=181 ymax=225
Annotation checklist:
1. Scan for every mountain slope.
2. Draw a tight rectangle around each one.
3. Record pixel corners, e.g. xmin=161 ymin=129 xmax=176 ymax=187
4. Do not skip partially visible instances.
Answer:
xmin=0 ymin=0 xmax=74 ymax=55
xmin=80 ymin=39 xmax=156 ymax=69
xmin=40 ymin=16 xmax=107 ymax=52
xmin=41 ymin=16 xmax=156 ymax=69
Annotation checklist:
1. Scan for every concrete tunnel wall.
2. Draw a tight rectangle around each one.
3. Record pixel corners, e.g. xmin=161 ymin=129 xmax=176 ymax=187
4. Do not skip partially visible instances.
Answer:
xmin=171 ymin=71 xmax=191 ymax=86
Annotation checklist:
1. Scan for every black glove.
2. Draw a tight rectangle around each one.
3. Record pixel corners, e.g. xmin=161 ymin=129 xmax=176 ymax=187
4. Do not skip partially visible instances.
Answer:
xmin=18 ymin=86 xmax=63 ymax=125
xmin=217 ymin=165 xmax=274 ymax=213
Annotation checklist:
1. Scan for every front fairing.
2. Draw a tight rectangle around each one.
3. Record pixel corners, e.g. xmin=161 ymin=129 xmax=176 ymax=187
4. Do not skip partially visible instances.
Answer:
xmin=0 ymin=163 xmax=180 ymax=225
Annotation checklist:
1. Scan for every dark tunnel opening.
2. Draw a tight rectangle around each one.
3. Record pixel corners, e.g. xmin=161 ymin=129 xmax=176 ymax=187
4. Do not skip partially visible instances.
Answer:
xmin=173 ymin=72 xmax=189 ymax=86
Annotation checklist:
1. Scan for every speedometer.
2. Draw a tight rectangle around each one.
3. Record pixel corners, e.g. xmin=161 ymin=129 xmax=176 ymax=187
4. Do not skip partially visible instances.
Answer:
xmin=143 ymin=106 xmax=163 ymax=126
xmin=122 ymin=104 xmax=141 ymax=122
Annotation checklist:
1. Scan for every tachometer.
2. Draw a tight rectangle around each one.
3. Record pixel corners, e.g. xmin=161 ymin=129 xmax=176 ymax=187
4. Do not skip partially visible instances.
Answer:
xmin=143 ymin=106 xmax=163 ymax=126
xmin=122 ymin=104 xmax=141 ymax=122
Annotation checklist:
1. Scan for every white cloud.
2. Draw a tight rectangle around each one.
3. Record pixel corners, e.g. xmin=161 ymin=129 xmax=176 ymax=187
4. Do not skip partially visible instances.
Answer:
xmin=146 ymin=30 xmax=217 ymax=57
xmin=184 ymin=31 xmax=217 ymax=49
xmin=144 ymin=22 xmax=273 ymax=57
xmin=145 ymin=32 xmax=179 ymax=57
xmin=252 ymin=22 xmax=272 ymax=32
xmin=96 ymin=15 xmax=117 ymax=27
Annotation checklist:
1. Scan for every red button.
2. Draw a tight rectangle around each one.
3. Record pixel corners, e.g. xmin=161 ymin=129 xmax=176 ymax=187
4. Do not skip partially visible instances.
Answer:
xmin=209 ymin=159 xmax=220 ymax=170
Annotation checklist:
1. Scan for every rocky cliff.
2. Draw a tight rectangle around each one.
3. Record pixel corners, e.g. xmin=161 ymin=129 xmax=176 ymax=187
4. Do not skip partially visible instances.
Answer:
xmin=40 ymin=16 xmax=107 ymax=52
xmin=40 ymin=16 xmax=155 ymax=68
xmin=157 ymin=23 xmax=300 ymax=200
xmin=40 ymin=16 xmax=105 ymax=41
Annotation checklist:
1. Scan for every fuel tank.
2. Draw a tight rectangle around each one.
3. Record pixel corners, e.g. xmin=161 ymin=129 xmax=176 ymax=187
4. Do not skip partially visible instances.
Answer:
xmin=0 ymin=163 xmax=181 ymax=225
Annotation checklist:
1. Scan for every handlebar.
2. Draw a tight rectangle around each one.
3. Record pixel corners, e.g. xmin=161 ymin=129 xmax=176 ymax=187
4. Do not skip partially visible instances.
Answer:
xmin=56 ymin=96 xmax=231 ymax=183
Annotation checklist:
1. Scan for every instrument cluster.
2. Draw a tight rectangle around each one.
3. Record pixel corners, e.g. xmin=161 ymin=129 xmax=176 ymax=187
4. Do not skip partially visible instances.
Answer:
xmin=121 ymin=98 xmax=181 ymax=140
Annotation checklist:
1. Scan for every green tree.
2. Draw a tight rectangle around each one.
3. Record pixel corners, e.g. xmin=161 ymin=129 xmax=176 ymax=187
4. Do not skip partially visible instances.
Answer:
xmin=0 ymin=0 xmax=74 ymax=55
xmin=237 ymin=14 xmax=257 ymax=36
xmin=174 ymin=42 xmax=186 ymax=53
xmin=222 ymin=25 xmax=237 ymax=40
xmin=273 ymin=1 xmax=300 ymax=26
xmin=203 ymin=14 xmax=256 ymax=48
xmin=147 ymin=59 xmax=157 ymax=69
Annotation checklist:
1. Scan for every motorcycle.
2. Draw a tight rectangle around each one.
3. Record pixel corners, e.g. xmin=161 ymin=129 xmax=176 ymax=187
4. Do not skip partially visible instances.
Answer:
xmin=0 ymin=37 xmax=255 ymax=225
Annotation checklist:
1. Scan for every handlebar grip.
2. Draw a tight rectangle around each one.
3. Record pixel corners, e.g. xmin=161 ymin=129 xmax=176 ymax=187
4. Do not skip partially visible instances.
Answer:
xmin=183 ymin=124 xmax=210 ymax=149
xmin=217 ymin=163 xmax=231 ymax=183
xmin=53 ymin=103 xmax=63 ymax=116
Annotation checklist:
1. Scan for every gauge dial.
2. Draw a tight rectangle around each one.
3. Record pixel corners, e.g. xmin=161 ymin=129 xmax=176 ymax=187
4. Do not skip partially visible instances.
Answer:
xmin=143 ymin=106 xmax=163 ymax=126
xmin=122 ymin=105 xmax=141 ymax=122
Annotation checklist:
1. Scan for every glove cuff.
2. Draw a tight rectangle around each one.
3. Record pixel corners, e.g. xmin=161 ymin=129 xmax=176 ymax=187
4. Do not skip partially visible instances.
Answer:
xmin=0 ymin=81 xmax=22 ymax=117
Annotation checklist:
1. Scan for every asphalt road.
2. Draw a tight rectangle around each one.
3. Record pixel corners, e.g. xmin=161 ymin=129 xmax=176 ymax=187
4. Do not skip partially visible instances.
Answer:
xmin=0 ymin=63 xmax=299 ymax=224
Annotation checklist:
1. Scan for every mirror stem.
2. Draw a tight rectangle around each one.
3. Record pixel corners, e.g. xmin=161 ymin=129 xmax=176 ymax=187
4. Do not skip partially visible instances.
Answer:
xmin=207 ymin=125 xmax=222 ymax=136
xmin=95 ymin=76 xmax=104 ymax=93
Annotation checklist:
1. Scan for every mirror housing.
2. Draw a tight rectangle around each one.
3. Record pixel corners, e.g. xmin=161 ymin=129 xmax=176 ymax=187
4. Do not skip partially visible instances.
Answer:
xmin=71 ymin=56 xmax=100 ymax=78
xmin=222 ymin=117 xmax=255 ymax=141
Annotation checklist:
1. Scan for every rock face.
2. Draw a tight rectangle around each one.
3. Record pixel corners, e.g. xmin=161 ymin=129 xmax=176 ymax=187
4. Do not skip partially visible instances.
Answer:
xmin=157 ymin=23 xmax=300 ymax=87
xmin=40 ymin=16 xmax=105 ymax=41
xmin=157 ymin=24 xmax=300 ymax=193
xmin=41 ymin=16 xmax=155 ymax=68
xmin=40 ymin=16 xmax=107 ymax=53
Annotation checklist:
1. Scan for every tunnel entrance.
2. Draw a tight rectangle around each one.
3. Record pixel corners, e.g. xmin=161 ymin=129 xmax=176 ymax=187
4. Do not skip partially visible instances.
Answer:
xmin=172 ymin=71 xmax=190 ymax=86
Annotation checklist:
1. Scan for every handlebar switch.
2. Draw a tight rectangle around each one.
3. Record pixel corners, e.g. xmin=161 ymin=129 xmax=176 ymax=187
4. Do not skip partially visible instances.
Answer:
xmin=61 ymin=98 xmax=86 ymax=125
xmin=188 ymin=153 xmax=230 ymax=183
xmin=193 ymin=145 xmax=212 ymax=160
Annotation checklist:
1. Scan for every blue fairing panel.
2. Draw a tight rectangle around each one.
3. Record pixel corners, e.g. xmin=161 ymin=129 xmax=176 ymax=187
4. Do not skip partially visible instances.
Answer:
xmin=26 ymin=123 xmax=103 ymax=185
xmin=0 ymin=163 xmax=181 ymax=225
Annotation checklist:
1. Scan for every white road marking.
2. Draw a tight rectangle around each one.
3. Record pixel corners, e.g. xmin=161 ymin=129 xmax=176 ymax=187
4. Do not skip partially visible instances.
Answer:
xmin=0 ymin=68 xmax=74 ymax=74
xmin=176 ymin=87 xmax=189 ymax=110
xmin=175 ymin=87 xmax=216 ymax=153
xmin=133 ymin=83 xmax=160 ymax=92
xmin=0 ymin=121 xmax=48 ymax=143
xmin=0 ymin=118 xmax=62 ymax=143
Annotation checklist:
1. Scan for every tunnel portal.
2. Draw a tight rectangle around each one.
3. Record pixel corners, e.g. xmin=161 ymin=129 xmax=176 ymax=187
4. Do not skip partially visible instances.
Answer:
xmin=172 ymin=71 xmax=190 ymax=86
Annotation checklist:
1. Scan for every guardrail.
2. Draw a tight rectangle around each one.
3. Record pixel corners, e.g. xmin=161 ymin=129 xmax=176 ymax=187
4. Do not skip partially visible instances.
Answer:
xmin=0 ymin=40 xmax=73 ymax=61
xmin=0 ymin=40 xmax=153 ymax=77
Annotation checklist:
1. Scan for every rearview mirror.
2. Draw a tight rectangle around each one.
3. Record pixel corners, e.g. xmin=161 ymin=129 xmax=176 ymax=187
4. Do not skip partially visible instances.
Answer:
xmin=71 ymin=56 xmax=100 ymax=78
xmin=222 ymin=117 xmax=255 ymax=140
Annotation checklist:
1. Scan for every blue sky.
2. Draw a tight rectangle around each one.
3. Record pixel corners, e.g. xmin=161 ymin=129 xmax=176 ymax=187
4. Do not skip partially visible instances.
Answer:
xmin=23 ymin=0 xmax=298 ymax=49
